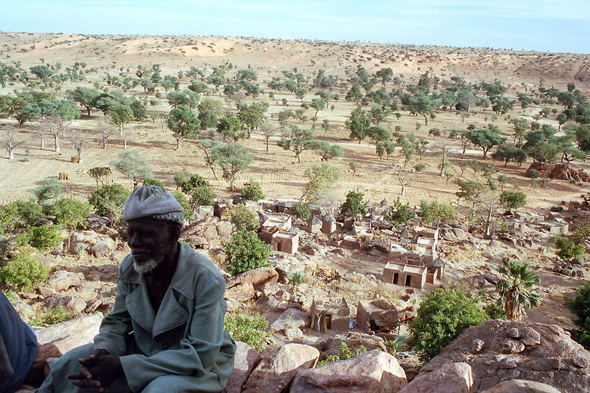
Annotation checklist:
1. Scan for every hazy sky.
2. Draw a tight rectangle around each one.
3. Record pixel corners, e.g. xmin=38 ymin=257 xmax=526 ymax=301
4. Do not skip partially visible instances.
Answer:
xmin=1 ymin=0 xmax=589 ymax=53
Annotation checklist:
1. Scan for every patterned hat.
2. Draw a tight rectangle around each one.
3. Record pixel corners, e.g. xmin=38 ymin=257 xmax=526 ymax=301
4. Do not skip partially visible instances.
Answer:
xmin=123 ymin=186 xmax=184 ymax=226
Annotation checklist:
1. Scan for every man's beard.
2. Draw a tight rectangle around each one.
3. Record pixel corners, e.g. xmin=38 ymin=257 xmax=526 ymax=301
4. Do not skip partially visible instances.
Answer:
xmin=133 ymin=257 xmax=160 ymax=274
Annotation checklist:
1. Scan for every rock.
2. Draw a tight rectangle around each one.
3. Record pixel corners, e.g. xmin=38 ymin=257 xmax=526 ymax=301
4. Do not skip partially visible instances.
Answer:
xmin=228 ymin=267 xmax=279 ymax=288
xmin=222 ymin=342 xmax=262 ymax=393
xmin=270 ymin=308 xmax=308 ymax=332
xmin=417 ymin=320 xmax=590 ymax=393
xmin=47 ymin=271 xmax=84 ymax=292
xmin=242 ymin=343 xmax=319 ymax=393
xmin=32 ymin=314 xmax=103 ymax=373
xmin=88 ymin=237 xmax=116 ymax=257
xmin=481 ymin=379 xmax=561 ymax=393
xmin=216 ymin=221 xmax=234 ymax=239
xmin=453 ymin=228 xmax=469 ymax=241
xmin=290 ymin=350 xmax=407 ymax=393
xmin=43 ymin=294 xmax=86 ymax=314
xmin=285 ymin=327 xmax=304 ymax=340
xmin=471 ymin=339 xmax=485 ymax=354
xmin=202 ymin=225 xmax=219 ymax=242
xmin=399 ymin=362 xmax=472 ymax=393
xmin=12 ymin=300 xmax=35 ymax=321
xmin=38 ymin=286 xmax=57 ymax=297
xmin=65 ymin=297 xmax=87 ymax=314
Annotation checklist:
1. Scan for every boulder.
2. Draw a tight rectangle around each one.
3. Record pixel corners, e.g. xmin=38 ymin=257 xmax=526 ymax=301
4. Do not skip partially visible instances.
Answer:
xmin=217 ymin=221 xmax=234 ymax=239
xmin=227 ymin=267 xmax=279 ymax=288
xmin=418 ymin=320 xmax=590 ymax=393
xmin=47 ymin=271 xmax=84 ymax=292
xmin=88 ymin=237 xmax=116 ymax=257
xmin=222 ymin=342 xmax=262 ymax=393
xmin=290 ymin=350 xmax=407 ymax=393
xmin=399 ymin=362 xmax=472 ymax=393
xmin=43 ymin=294 xmax=87 ymax=313
xmin=32 ymin=314 xmax=103 ymax=374
xmin=241 ymin=343 xmax=319 ymax=393
xmin=481 ymin=379 xmax=561 ymax=393
xmin=270 ymin=308 xmax=308 ymax=332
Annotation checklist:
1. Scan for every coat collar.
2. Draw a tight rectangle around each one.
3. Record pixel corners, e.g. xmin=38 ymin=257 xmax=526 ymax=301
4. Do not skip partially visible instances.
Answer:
xmin=121 ymin=244 xmax=196 ymax=338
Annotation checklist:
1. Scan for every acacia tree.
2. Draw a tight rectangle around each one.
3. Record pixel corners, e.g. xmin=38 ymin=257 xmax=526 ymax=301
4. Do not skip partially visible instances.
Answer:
xmin=259 ymin=120 xmax=277 ymax=153
xmin=217 ymin=116 xmax=245 ymax=141
xmin=347 ymin=106 xmax=371 ymax=143
xmin=496 ymin=260 xmax=542 ymax=320
xmin=465 ymin=128 xmax=507 ymax=159
xmin=110 ymin=150 xmax=154 ymax=188
xmin=211 ymin=142 xmax=254 ymax=191
xmin=196 ymin=139 xmax=219 ymax=180
xmin=72 ymin=86 xmax=100 ymax=116
xmin=167 ymin=105 xmax=200 ymax=151
xmin=42 ymin=115 xmax=70 ymax=152
xmin=277 ymin=125 xmax=315 ymax=163
xmin=107 ymin=104 xmax=134 ymax=136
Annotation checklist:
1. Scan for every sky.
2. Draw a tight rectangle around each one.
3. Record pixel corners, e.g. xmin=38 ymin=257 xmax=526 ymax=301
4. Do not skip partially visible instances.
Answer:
xmin=1 ymin=0 xmax=589 ymax=54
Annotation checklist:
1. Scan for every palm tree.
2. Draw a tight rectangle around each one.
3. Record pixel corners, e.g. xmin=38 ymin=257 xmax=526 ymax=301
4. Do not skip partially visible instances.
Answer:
xmin=496 ymin=260 xmax=542 ymax=320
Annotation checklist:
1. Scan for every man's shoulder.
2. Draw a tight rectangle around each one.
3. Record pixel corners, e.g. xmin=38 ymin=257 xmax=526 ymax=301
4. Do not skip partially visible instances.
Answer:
xmin=179 ymin=244 xmax=224 ymax=282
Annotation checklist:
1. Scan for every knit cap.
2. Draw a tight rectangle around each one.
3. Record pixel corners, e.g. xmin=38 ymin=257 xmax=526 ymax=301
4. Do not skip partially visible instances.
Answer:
xmin=122 ymin=185 xmax=184 ymax=225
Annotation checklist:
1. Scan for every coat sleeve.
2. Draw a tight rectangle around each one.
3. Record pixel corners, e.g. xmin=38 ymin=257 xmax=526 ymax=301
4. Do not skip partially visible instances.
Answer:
xmin=93 ymin=264 xmax=133 ymax=357
xmin=118 ymin=271 xmax=229 ymax=392
xmin=0 ymin=333 xmax=15 ymax=393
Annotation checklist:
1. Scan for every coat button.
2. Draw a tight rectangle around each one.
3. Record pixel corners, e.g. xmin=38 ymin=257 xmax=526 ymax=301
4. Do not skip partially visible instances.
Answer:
xmin=162 ymin=343 xmax=169 ymax=350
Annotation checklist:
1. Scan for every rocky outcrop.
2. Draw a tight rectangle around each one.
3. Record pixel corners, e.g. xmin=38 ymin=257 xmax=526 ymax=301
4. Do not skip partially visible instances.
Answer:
xmin=290 ymin=350 xmax=407 ymax=393
xmin=222 ymin=342 xmax=262 ymax=393
xmin=481 ymin=379 xmax=562 ymax=393
xmin=399 ymin=362 xmax=473 ymax=393
xmin=528 ymin=162 xmax=590 ymax=183
xmin=418 ymin=320 xmax=590 ymax=393
xmin=241 ymin=343 xmax=319 ymax=393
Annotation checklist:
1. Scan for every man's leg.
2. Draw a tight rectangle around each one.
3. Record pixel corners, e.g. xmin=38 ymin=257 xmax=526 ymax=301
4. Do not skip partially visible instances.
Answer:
xmin=37 ymin=344 xmax=94 ymax=393
xmin=142 ymin=372 xmax=222 ymax=393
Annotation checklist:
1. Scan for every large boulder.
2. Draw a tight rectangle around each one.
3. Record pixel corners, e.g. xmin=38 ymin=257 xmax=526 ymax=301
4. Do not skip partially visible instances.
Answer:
xmin=222 ymin=342 xmax=262 ymax=393
xmin=47 ymin=271 xmax=84 ymax=292
xmin=481 ymin=379 xmax=562 ymax=393
xmin=227 ymin=267 xmax=279 ymax=288
xmin=418 ymin=320 xmax=590 ymax=393
xmin=241 ymin=343 xmax=319 ymax=393
xmin=290 ymin=350 xmax=407 ymax=393
xmin=399 ymin=362 xmax=473 ymax=393
xmin=270 ymin=308 xmax=308 ymax=332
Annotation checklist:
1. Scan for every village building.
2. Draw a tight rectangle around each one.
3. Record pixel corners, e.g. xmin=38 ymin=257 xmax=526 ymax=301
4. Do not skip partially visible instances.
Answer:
xmin=321 ymin=214 xmax=336 ymax=234
xmin=356 ymin=299 xmax=400 ymax=334
xmin=269 ymin=230 xmax=299 ymax=254
xmin=383 ymin=262 xmax=429 ymax=289
xmin=306 ymin=216 xmax=322 ymax=234
xmin=310 ymin=298 xmax=350 ymax=333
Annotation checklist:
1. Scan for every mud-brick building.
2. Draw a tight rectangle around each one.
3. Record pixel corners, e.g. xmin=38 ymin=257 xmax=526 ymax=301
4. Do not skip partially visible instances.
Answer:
xmin=382 ymin=262 xmax=430 ymax=289
xmin=310 ymin=298 xmax=350 ymax=333
xmin=269 ymin=231 xmax=299 ymax=254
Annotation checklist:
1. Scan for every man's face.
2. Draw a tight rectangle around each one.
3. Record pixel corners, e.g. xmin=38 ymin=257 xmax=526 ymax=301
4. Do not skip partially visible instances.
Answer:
xmin=126 ymin=218 xmax=175 ymax=274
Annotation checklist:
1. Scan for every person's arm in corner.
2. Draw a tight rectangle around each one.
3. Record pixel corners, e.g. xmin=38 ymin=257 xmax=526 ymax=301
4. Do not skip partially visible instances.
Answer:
xmin=0 ymin=334 xmax=15 ymax=393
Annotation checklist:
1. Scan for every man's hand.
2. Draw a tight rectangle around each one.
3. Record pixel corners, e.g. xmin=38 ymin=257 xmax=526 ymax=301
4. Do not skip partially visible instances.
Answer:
xmin=66 ymin=349 xmax=124 ymax=392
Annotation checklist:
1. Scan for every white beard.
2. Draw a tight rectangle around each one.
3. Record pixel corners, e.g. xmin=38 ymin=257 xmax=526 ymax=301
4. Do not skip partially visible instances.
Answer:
xmin=133 ymin=258 xmax=160 ymax=274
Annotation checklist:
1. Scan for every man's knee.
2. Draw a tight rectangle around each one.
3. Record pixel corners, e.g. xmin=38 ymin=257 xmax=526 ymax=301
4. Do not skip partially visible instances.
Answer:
xmin=142 ymin=373 xmax=221 ymax=393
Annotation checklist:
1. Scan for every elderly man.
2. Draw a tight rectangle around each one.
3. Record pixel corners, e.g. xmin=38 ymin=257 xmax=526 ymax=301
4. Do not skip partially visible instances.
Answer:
xmin=38 ymin=186 xmax=236 ymax=393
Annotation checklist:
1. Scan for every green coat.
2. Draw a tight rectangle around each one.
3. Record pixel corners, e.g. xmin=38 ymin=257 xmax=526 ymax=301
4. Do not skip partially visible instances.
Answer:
xmin=40 ymin=244 xmax=236 ymax=393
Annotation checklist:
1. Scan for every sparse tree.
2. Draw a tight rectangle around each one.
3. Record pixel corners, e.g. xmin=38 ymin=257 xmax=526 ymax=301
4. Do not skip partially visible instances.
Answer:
xmin=211 ymin=142 xmax=254 ymax=191
xmin=107 ymin=104 xmax=134 ymax=136
xmin=95 ymin=115 xmax=116 ymax=149
xmin=259 ymin=120 xmax=277 ymax=153
xmin=70 ymin=130 xmax=89 ymax=163
xmin=1 ymin=125 xmax=25 ymax=160
xmin=110 ymin=150 xmax=153 ymax=188
xmin=277 ymin=125 xmax=315 ymax=163
xmin=167 ymin=105 xmax=200 ymax=151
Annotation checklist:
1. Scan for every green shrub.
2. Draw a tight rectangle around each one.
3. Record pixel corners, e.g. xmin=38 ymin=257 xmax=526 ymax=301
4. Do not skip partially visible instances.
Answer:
xmin=409 ymin=287 xmax=488 ymax=361
xmin=230 ymin=204 xmax=260 ymax=231
xmin=419 ymin=199 xmax=456 ymax=225
xmin=88 ymin=167 xmax=112 ymax=187
xmin=32 ymin=178 xmax=62 ymax=204
xmin=225 ymin=229 xmax=271 ymax=276
xmin=317 ymin=342 xmax=367 ymax=366
xmin=387 ymin=197 xmax=416 ymax=227
xmin=240 ymin=182 xmax=265 ymax=202
xmin=16 ymin=225 xmax=63 ymax=252
xmin=0 ymin=249 xmax=49 ymax=290
xmin=143 ymin=178 xmax=165 ymax=188
xmin=224 ymin=313 xmax=271 ymax=352
xmin=177 ymin=173 xmax=209 ymax=194
xmin=51 ymin=198 xmax=92 ymax=227
xmin=31 ymin=306 xmax=75 ymax=327
xmin=173 ymin=191 xmax=192 ymax=219
xmin=414 ymin=163 xmax=426 ymax=172
xmin=89 ymin=183 xmax=130 ymax=216
xmin=190 ymin=185 xmax=216 ymax=208
xmin=428 ymin=128 xmax=442 ymax=137
xmin=340 ymin=190 xmax=367 ymax=217
xmin=383 ymin=332 xmax=409 ymax=355
xmin=0 ymin=200 xmax=45 ymax=234
xmin=290 ymin=202 xmax=312 ymax=220
xmin=555 ymin=236 xmax=585 ymax=262
xmin=566 ymin=283 xmax=590 ymax=349
xmin=550 ymin=205 xmax=564 ymax=212
xmin=525 ymin=168 xmax=539 ymax=179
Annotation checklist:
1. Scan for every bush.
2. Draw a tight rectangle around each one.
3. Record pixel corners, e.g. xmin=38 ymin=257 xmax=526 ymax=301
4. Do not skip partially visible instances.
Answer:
xmin=230 ymin=204 xmax=260 ymax=231
xmin=0 ymin=200 xmax=45 ymax=234
xmin=32 ymin=177 xmax=62 ymax=204
xmin=16 ymin=225 xmax=63 ymax=252
xmin=414 ymin=163 xmax=426 ymax=172
xmin=173 ymin=191 xmax=192 ymax=219
xmin=428 ymin=128 xmax=442 ymax=137
xmin=566 ymin=283 xmax=590 ymax=349
xmin=290 ymin=202 xmax=312 ymax=220
xmin=387 ymin=197 xmax=416 ymax=227
xmin=143 ymin=178 xmax=165 ymax=188
xmin=51 ymin=198 xmax=92 ymax=227
xmin=0 ymin=249 xmax=49 ymax=290
xmin=550 ymin=205 xmax=564 ymax=212
xmin=89 ymin=183 xmax=130 ymax=216
xmin=525 ymin=168 xmax=539 ymax=179
xmin=31 ymin=306 xmax=75 ymax=327
xmin=555 ymin=236 xmax=585 ymax=262
xmin=225 ymin=229 xmax=271 ymax=276
xmin=317 ymin=342 xmax=367 ymax=366
xmin=500 ymin=191 xmax=527 ymax=211
xmin=340 ymin=190 xmax=367 ymax=217
xmin=190 ymin=185 xmax=216 ymax=208
xmin=240 ymin=182 xmax=265 ymax=202
xmin=409 ymin=287 xmax=488 ymax=360
xmin=224 ymin=313 xmax=271 ymax=352
xmin=177 ymin=173 xmax=209 ymax=194
xmin=419 ymin=199 xmax=455 ymax=225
